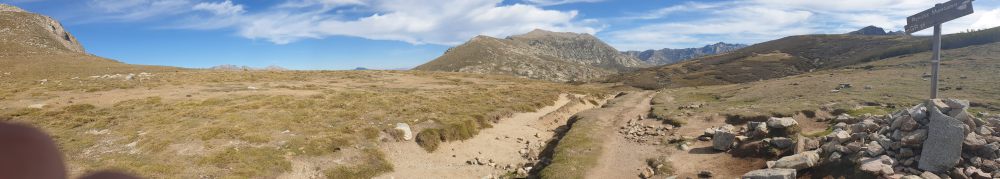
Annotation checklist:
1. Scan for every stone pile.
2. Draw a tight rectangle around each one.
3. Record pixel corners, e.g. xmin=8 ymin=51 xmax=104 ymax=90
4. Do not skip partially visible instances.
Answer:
xmin=755 ymin=99 xmax=1000 ymax=179
xmin=707 ymin=117 xmax=800 ymax=151
xmin=619 ymin=118 xmax=674 ymax=143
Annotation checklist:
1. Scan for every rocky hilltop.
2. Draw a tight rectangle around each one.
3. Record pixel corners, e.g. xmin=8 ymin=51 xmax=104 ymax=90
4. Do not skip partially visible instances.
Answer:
xmin=848 ymin=25 xmax=905 ymax=36
xmin=0 ymin=4 xmax=85 ymax=55
xmin=622 ymin=42 xmax=747 ymax=65
xmin=414 ymin=29 xmax=648 ymax=82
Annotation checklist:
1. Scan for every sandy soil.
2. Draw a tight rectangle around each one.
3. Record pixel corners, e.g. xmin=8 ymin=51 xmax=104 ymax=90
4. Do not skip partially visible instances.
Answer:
xmin=587 ymin=91 xmax=662 ymax=179
xmin=376 ymin=93 xmax=603 ymax=179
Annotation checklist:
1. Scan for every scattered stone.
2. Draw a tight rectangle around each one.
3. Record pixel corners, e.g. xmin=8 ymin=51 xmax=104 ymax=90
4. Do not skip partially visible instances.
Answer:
xmin=767 ymin=117 xmax=798 ymax=129
xmin=769 ymin=137 xmax=795 ymax=149
xmin=771 ymin=150 xmax=820 ymax=170
xmin=920 ymin=171 xmax=941 ymax=179
xmin=901 ymin=129 xmax=928 ymax=147
xmin=859 ymin=155 xmax=895 ymax=175
xmin=829 ymin=130 xmax=852 ymax=144
xmin=640 ymin=167 xmax=654 ymax=179
xmin=27 ymin=104 xmax=46 ymax=109
xmin=918 ymin=104 xmax=966 ymax=173
xmin=394 ymin=123 xmax=413 ymax=141
xmin=741 ymin=168 xmax=796 ymax=179
xmin=713 ymin=130 xmax=737 ymax=151
xmin=865 ymin=141 xmax=884 ymax=157
xmin=516 ymin=167 xmax=528 ymax=178
xmin=698 ymin=170 xmax=713 ymax=178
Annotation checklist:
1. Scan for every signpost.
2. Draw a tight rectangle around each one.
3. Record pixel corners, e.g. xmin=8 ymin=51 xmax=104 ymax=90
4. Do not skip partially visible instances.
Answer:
xmin=905 ymin=0 xmax=974 ymax=99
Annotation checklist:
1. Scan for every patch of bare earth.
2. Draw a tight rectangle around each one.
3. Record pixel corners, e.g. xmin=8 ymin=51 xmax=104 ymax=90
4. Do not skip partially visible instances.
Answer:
xmin=586 ymin=91 xmax=661 ymax=179
xmin=376 ymin=93 xmax=604 ymax=179
xmin=660 ymin=92 xmax=832 ymax=178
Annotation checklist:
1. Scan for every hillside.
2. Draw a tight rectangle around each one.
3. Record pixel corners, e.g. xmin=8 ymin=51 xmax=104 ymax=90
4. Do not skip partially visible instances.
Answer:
xmin=414 ymin=29 xmax=647 ymax=82
xmin=622 ymin=42 xmax=747 ymax=65
xmin=610 ymin=26 xmax=1000 ymax=89
xmin=0 ymin=4 xmax=615 ymax=179
xmin=0 ymin=4 xmax=84 ymax=55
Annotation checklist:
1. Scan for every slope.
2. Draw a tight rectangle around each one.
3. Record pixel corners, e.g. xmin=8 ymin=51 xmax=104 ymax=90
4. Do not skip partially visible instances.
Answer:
xmin=611 ymin=26 xmax=1000 ymax=89
xmin=414 ymin=29 xmax=647 ymax=82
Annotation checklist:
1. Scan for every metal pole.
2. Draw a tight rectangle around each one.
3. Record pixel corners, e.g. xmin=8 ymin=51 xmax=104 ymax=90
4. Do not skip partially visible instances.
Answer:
xmin=930 ymin=24 xmax=942 ymax=99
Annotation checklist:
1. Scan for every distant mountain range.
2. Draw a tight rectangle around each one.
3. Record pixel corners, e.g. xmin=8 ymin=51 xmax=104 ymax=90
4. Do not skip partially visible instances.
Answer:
xmin=622 ymin=42 xmax=748 ymax=65
xmin=414 ymin=29 xmax=647 ymax=82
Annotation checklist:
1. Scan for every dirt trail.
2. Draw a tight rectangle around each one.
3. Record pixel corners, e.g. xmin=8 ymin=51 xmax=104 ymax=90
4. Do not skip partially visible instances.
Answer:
xmin=585 ymin=91 xmax=659 ymax=179
xmin=377 ymin=93 xmax=603 ymax=179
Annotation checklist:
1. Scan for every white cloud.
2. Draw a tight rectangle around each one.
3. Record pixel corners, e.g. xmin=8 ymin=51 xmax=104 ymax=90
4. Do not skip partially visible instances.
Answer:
xmin=604 ymin=0 xmax=1000 ymax=50
xmin=523 ymin=0 xmax=603 ymax=6
xmin=192 ymin=0 xmax=244 ymax=15
xmin=970 ymin=8 xmax=1000 ymax=31
xmin=197 ymin=0 xmax=597 ymax=45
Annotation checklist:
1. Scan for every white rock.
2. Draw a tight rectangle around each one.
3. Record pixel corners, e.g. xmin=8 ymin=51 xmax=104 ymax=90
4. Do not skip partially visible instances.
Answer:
xmin=395 ymin=123 xmax=413 ymax=141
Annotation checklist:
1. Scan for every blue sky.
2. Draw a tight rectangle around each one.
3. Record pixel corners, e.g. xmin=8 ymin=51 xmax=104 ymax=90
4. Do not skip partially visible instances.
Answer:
xmin=4 ymin=0 xmax=1000 ymax=70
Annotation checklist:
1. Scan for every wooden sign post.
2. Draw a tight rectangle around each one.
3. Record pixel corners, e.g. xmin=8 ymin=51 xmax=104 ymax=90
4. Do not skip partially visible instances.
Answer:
xmin=905 ymin=0 xmax=974 ymax=99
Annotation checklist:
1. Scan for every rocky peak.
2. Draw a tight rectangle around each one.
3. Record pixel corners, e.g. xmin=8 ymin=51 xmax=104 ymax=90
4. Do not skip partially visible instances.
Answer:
xmin=415 ymin=29 xmax=646 ymax=82
xmin=0 ymin=4 xmax=85 ymax=54
xmin=848 ymin=26 xmax=891 ymax=36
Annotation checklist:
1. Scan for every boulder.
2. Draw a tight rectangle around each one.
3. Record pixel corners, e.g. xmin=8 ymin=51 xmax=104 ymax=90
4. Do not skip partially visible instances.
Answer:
xmin=829 ymin=130 xmax=852 ymax=144
xmin=713 ymin=130 xmax=737 ymax=151
xmin=909 ymin=104 xmax=928 ymax=124
xmin=767 ymin=117 xmax=798 ymax=129
xmin=975 ymin=126 xmax=993 ymax=136
xmin=859 ymin=155 xmax=895 ymax=176
xmin=741 ymin=168 xmax=796 ymax=179
xmin=864 ymin=141 xmax=884 ymax=157
xmin=918 ymin=105 xmax=965 ymax=173
xmin=964 ymin=133 xmax=988 ymax=151
xmin=769 ymin=137 xmax=795 ymax=149
xmin=898 ymin=115 xmax=920 ymax=132
xmin=898 ymin=148 xmax=915 ymax=158
xmin=835 ymin=114 xmax=856 ymax=124
xmin=920 ymin=171 xmax=941 ymax=179
xmin=901 ymin=129 xmax=928 ymax=147
xmin=899 ymin=175 xmax=921 ymax=179
xmin=849 ymin=120 xmax=879 ymax=133
xmin=822 ymin=142 xmax=850 ymax=154
xmin=395 ymin=123 xmax=413 ymax=140
xmin=771 ymin=150 xmax=820 ymax=170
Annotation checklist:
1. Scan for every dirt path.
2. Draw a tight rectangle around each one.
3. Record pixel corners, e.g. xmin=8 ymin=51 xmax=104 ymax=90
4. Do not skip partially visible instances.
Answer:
xmin=377 ymin=93 xmax=603 ymax=179
xmin=586 ymin=91 xmax=660 ymax=179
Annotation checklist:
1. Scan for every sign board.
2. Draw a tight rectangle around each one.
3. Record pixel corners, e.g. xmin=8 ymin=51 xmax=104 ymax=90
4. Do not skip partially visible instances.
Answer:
xmin=905 ymin=0 xmax=974 ymax=34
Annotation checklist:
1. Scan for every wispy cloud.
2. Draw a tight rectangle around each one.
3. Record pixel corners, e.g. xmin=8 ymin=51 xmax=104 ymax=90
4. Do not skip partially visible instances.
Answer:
xmin=182 ymin=0 xmax=599 ymax=45
xmin=523 ymin=0 xmax=603 ymax=6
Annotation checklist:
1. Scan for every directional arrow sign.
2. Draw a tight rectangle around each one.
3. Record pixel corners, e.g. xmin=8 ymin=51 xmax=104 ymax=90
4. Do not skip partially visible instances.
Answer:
xmin=905 ymin=0 xmax=974 ymax=34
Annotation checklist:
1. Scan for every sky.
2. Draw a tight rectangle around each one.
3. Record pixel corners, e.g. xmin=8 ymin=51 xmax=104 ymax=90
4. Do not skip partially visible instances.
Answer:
xmin=4 ymin=0 xmax=1000 ymax=70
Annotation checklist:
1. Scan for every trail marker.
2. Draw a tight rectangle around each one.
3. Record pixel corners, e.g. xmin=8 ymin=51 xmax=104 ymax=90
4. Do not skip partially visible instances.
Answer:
xmin=905 ymin=0 xmax=974 ymax=99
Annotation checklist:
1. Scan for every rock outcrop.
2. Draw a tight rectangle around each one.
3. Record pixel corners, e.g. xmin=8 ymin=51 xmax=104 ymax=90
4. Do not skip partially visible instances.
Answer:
xmin=0 ymin=3 xmax=85 ymax=54
xmin=414 ymin=29 xmax=648 ymax=82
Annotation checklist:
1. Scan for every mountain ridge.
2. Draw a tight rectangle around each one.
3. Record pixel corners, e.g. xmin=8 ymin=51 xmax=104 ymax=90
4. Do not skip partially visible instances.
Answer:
xmin=622 ymin=42 xmax=748 ymax=65
xmin=414 ymin=29 xmax=647 ymax=82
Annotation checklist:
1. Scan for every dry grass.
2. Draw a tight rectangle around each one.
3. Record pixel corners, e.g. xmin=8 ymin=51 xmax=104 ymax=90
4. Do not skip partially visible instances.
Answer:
xmin=0 ymin=59 xmax=608 ymax=178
